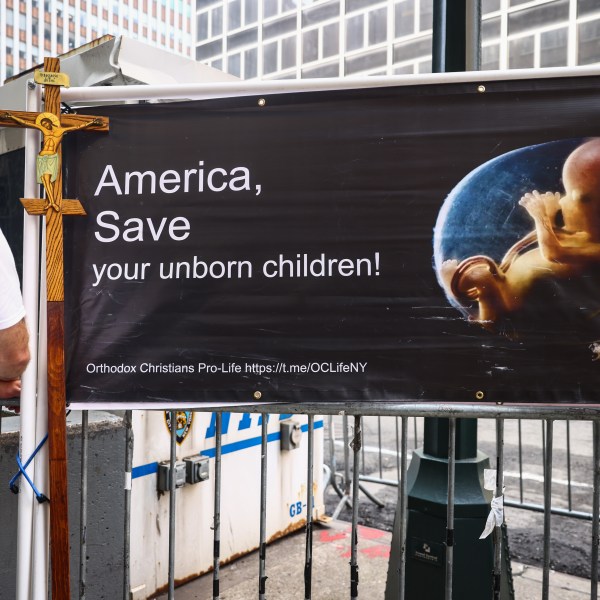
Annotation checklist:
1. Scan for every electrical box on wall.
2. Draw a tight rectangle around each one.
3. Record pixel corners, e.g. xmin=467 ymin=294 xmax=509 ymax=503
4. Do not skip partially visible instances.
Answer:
xmin=280 ymin=419 xmax=302 ymax=451
xmin=184 ymin=455 xmax=210 ymax=484
xmin=157 ymin=461 xmax=186 ymax=491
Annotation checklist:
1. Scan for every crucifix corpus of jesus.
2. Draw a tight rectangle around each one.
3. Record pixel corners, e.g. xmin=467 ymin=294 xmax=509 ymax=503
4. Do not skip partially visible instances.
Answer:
xmin=0 ymin=57 xmax=108 ymax=600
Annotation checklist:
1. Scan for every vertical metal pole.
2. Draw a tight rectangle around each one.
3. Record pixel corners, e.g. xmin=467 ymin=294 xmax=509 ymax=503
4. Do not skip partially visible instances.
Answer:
xmin=395 ymin=417 xmax=401 ymax=483
xmin=123 ymin=410 xmax=133 ymax=600
xmin=32 ymin=253 xmax=48 ymax=600
xmin=258 ymin=416 xmax=268 ymax=600
xmin=350 ymin=416 xmax=362 ymax=600
xmin=444 ymin=418 xmax=456 ymax=600
xmin=79 ymin=411 xmax=89 ymax=600
xmin=343 ymin=414 xmax=351 ymax=497
xmin=542 ymin=420 xmax=546 ymax=481
xmin=542 ymin=420 xmax=553 ymax=600
xmin=377 ymin=416 xmax=383 ymax=479
xmin=304 ymin=415 xmax=314 ymax=600
xmin=397 ymin=417 xmax=409 ymax=600
xmin=328 ymin=415 xmax=337 ymax=476
xmin=17 ymin=79 xmax=43 ymax=600
xmin=566 ymin=420 xmax=573 ymax=512
xmin=432 ymin=0 xmax=448 ymax=72
xmin=518 ymin=420 xmax=524 ymax=503
xmin=213 ymin=412 xmax=222 ymax=600
xmin=413 ymin=417 xmax=418 ymax=449
xmin=168 ymin=410 xmax=177 ymax=600
xmin=465 ymin=0 xmax=482 ymax=70
xmin=493 ymin=418 xmax=505 ymax=600
xmin=591 ymin=420 xmax=600 ymax=600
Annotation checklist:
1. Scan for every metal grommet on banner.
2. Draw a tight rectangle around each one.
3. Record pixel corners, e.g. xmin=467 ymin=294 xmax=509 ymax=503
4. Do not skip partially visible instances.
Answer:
xmin=477 ymin=85 xmax=486 ymax=93
xmin=253 ymin=391 xmax=262 ymax=400
xmin=258 ymin=98 xmax=266 ymax=107
xmin=475 ymin=390 xmax=485 ymax=400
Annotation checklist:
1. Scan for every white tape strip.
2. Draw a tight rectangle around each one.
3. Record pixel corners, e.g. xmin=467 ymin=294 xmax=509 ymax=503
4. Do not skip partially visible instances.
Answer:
xmin=483 ymin=469 xmax=496 ymax=491
xmin=480 ymin=495 xmax=504 ymax=539
xmin=124 ymin=471 xmax=132 ymax=491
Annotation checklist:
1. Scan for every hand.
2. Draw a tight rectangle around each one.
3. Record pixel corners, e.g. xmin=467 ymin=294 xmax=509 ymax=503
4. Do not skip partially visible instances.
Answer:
xmin=542 ymin=191 xmax=563 ymax=217
xmin=0 ymin=378 xmax=22 ymax=399
xmin=519 ymin=190 xmax=551 ymax=221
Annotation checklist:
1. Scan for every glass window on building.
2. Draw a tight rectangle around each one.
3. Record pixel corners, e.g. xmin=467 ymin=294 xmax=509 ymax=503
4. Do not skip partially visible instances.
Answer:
xmin=282 ymin=0 xmax=296 ymax=13
xmin=509 ymin=35 xmax=534 ymax=68
xmin=228 ymin=52 xmax=241 ymax=77
xmin=281 ymin=35 xmax=296 ymax=69
xmin=419 ymin=0 xmax=433 ymax=32
xmin=264 ymin=0 xmax=278 ymax=19
xmin=481 ymin=43 xmax=500 ymax=70
xmin=228 ymin=0 xmax=241 ymax=30
xmin=346 ymin=14 xmax=364 ymax=51
xmin=395 ymin=0 xmax=415 ymax=38
xmin=540 ymin=27 xmax=568 ymax=67
xmin=263 ymin=40 xmax=278 ymax=73
xmin=211 ymin=6 xmax=223 ymax=36
xmin=303 ymin=28 xmax=319 ymax=62
xmin=244 ymin=47 xmax=257 ymax=78
xmin=482 ymin=0 xmax=501 ymax=13
xmin=197 ymin=11 xmax=209 ymax=37
xmin=578 ymin=19 xmax=600 ymax=65
xmin=322 ymin=22 xmax=339 ymax=58
xmin=482 ymin=16 xmax=501 ymax=41
xmin=578 ymin=0 xmax=600 ymax=18
xmin=245 ymin=0 xmax=258 ymax=25
xmin=417 ymin=57 xmax=432 ymax=73
xmin=369 ymin=7 xmax=387 ymax=45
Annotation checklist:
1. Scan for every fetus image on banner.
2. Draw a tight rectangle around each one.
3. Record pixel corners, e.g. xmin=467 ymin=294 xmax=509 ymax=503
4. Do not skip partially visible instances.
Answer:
xmin=435 ymin=138 xmax=600 ymax=339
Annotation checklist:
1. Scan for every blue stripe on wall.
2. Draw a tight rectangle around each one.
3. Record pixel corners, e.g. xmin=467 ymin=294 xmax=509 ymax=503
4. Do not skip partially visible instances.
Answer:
xmin=131 ymin=420 xmax=324 ymax=479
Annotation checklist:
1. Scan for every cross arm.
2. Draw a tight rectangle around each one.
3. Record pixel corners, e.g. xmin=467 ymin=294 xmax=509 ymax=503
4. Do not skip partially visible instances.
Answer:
xmin=60 ymin=114 xmax=109 ymax=132
xmin=0 ymin=110 xmax=108 ymax=132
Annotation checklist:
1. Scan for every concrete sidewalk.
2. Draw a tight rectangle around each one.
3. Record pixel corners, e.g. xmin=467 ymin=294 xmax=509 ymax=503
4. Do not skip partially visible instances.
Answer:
xmin=158 ymin=519 xmax=597 ymax=599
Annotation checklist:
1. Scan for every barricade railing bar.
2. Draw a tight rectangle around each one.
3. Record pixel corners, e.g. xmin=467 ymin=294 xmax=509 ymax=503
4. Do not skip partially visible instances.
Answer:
xmin=339 ymin=412 xmax=596 ymax=521
xmin=3 ymin=401 xmax=600 ymax=599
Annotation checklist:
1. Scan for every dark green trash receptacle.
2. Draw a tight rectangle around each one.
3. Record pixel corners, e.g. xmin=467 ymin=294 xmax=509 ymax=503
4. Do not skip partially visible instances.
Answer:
xmin=385 ymin=448 xmax=514 ymax=599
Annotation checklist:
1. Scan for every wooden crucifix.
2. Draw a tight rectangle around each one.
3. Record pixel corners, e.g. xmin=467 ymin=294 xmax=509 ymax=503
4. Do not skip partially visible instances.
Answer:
xmin=0 ymin=57 xmax=108 ymax=600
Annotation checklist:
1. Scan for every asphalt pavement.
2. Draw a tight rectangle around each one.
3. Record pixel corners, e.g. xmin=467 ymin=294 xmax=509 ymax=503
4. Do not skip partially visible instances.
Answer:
xmin=158 ymin=518 xmax=597 ymax=599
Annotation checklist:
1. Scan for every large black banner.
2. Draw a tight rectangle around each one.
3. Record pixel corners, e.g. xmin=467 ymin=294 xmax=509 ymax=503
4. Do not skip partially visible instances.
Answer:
xmin=64 ymin=74 xmax=600 ymax=405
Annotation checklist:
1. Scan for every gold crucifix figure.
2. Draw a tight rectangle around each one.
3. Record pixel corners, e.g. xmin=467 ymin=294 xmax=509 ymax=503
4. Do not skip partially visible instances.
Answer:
xmin=0 ymin=110 xmax=103 ymax=211
xmin=0 ymin=62 xmax=108 ymax=300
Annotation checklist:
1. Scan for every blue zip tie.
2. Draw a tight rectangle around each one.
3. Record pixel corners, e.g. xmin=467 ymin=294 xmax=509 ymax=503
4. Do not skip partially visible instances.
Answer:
xmin=9 ymin=433 xmax=49 ymax=503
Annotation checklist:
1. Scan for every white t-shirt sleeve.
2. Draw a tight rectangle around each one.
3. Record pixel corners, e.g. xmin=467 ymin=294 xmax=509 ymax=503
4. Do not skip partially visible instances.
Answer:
xmin=0 ymin=228 xmax=26 ymax=330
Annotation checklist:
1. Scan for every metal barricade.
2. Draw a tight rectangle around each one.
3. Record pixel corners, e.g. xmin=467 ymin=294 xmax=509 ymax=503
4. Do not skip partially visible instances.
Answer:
xmin=3 ymin=402 xmax=600 ymax=599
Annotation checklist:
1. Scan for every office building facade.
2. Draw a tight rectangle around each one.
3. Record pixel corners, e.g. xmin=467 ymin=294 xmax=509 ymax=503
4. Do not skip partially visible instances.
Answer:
xmin=2 ymin=1 xmax=600 ymax=90
xmin=194 ymin=0 xmax=600 ymax=80
xmin=0 ymin=0 xmax=194 ymax=83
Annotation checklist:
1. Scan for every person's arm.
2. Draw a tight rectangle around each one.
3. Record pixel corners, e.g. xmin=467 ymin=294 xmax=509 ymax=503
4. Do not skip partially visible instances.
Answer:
xmin=0 ymin=112 xmax=41 ymax=132
xmin=64 ymin=117 xmax=103 ymax=133
xmin=0 ymin=318 xmax=30 ymax=380
xmin=519 ymin=191 xmax=600 ymax=263
xmin=0 ymin=378 xmax=23 ymax=399
xmin=0 ymin=319 xmax=29 ymax=399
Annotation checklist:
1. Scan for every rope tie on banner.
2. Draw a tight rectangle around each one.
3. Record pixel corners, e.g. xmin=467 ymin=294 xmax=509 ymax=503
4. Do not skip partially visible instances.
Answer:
xmin=9 ymin=433 xmax=49 ymax=503
xmin=480 ymin=469 xmax=504 ymax=539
